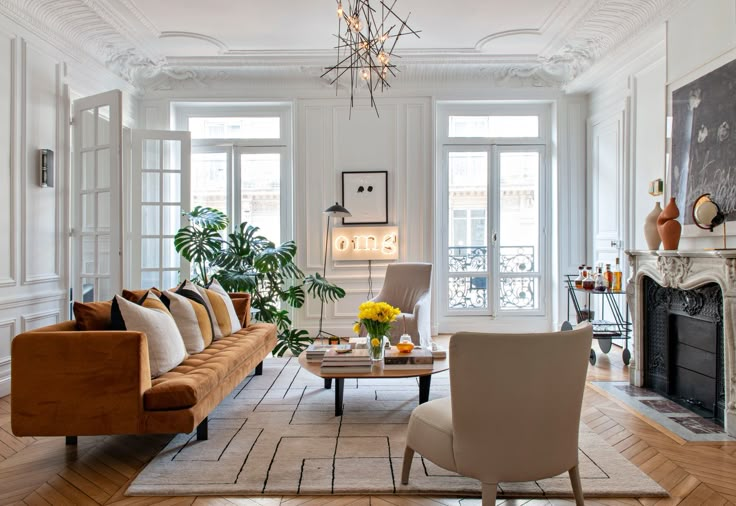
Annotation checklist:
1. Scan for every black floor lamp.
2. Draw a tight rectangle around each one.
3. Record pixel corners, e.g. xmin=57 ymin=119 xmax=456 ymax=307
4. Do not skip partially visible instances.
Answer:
xmin=317 ymin=202 xmax=351 ymax=339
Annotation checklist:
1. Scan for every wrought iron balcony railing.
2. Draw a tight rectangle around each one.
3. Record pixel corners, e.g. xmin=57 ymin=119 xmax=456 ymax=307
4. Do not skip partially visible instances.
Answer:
xmin=448 ymin=245 xmax=536 ymax=310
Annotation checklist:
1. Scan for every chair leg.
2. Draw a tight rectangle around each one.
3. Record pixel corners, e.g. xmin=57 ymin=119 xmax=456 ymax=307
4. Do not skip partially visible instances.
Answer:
xmin=481 ymin=482 xmax=497 ymax=505
xmin=400 ymin=446 xmax=414 ymax=484
xmin=569 ymin=464 xmax=585 ymax=506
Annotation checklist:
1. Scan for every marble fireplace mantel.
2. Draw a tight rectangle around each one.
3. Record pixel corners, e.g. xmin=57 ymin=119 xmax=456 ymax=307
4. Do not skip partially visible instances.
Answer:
xmin=626 ymin=250 xmax=736 ymax=437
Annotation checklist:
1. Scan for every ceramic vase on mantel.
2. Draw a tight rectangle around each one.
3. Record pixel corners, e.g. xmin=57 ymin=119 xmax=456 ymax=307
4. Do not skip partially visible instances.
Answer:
xmin=657 ymin=197 xmax=682 ymax=250
xmin=644 ymin=201 xmax=663 ymax=250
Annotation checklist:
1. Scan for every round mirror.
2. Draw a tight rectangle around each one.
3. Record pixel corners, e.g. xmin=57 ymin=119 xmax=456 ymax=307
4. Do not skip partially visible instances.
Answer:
xmin=692 ymin=193 xmax=725 ymax=231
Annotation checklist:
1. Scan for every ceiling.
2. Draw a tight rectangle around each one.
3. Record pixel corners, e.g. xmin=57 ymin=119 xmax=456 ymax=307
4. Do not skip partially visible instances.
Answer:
xmin=4 ymin=0 xmax=685 ymax=92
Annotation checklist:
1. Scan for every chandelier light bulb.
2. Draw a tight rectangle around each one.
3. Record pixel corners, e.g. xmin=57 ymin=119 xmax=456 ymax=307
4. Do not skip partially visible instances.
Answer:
xmin=350 ymin=16 xmax=362 ymax=32
xmin=360 ymin=68 xmax=370 ymax=80
xmin=380 ymin=33 xmax=388 ymax=42
xmin=337 ymin=2 xmax=343 ymax=17
xmin=378 ymin=51 xmax=390 ymax=65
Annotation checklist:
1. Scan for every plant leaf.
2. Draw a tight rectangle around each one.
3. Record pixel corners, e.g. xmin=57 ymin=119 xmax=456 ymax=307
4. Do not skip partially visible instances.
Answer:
xmin=174 ymin=225 xmax=222 ymax=264
xmin=275 ymin=328 xmax=313 ymax=357
xmin=281 ymin=285 xmax=306 ymax=308
xmin=305 ymin=273 xmax=347 ymax=302
xmin=254 ymin=241 xmax=297 ymax=273
xmin=182 ymin=206 xmax=229 ymax=230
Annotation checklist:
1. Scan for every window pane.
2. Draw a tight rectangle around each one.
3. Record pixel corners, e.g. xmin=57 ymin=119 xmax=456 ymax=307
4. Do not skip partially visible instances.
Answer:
xmin=499 ymin=277 xmax=538 ymax=310
xmin=241 ymin=153 xmax=280 ymax=244
xmin=448 ymin=276 xmax=487 ymax=310
xmin=188 ymin=117 xmax=280 ymax=139
xmin=448 ymin=151 xmax=487 ymax=276
xmin=449 ymin=116 xmax=539 ymax=138
xmin=192 ymin=152 xmax=228 ymax=214
xmin=499 ymin=151 xmax=539 ymax=272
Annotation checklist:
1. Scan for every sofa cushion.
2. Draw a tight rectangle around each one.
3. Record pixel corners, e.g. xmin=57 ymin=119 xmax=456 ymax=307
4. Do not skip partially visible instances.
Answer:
xmin=112 ymin=294 xmax=188 ymax=378
xmin=143 ymin=323 xmax=276 ymax=411
xmin=161 ymin=290 xmax=213 ymax=353
xmin=73 ymin=300 xmax=112 ymax=330
xmin=196 ymin=279 xmax=242 ymax=340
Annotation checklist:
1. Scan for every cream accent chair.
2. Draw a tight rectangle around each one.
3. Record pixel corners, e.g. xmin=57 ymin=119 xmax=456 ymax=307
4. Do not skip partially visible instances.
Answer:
xmin=401 ymin=323 xmax=593 ymax=505
xmin=364 ymin=262 xmax=432 ymax=347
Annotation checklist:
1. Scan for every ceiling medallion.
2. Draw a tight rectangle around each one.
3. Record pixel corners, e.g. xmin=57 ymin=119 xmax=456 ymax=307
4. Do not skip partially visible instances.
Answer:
xmin=322 ymin=0 xmax=420 ymax=117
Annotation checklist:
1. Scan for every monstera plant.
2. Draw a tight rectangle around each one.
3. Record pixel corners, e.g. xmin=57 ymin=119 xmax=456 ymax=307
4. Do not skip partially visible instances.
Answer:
xmin=174 ymin=206 xmax=346 ymax=356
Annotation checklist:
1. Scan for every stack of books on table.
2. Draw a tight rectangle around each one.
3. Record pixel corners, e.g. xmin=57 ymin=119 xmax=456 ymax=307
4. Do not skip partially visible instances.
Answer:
xmin=305 ymin=343 xmax=351 ymax=363
xmin=320 ymin=349 xmax=372 ymax=373
xmin=383 ymin=347 xmax=434 ymax=370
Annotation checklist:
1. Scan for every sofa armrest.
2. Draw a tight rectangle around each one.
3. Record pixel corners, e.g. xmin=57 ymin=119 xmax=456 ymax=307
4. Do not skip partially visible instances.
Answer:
xmin=229 ymin=292 xmax=252 ymax=328
xmin=11 ymin=329 xmax=152 ymax=437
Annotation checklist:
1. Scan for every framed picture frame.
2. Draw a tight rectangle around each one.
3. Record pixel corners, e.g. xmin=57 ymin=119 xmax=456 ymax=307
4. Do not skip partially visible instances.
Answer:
xmin=341 ymin=171 xmax=388 ymax=224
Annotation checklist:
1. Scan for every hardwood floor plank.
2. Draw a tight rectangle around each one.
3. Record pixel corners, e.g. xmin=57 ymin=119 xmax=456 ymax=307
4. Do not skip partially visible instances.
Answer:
xmin=34 ymin=483 xmax=76 ymax=506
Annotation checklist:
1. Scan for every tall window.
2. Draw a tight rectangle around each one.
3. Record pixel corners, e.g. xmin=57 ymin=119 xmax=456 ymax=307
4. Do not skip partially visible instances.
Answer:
xmin=438 ymin=103 xmax=549 ymax=322
xmin=175 ymin=104 xmax=292 ymax=245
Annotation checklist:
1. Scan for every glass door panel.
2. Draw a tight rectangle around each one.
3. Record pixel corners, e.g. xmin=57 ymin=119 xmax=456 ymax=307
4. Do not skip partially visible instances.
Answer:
xmin=191 ymin=150 xmax=230 ymax=217
xmin=72 ymin=90 xmax=122 ymax=302
xmin=236 ymin=148 xmax=285 ymax=244
xmin=446 ymin=148 xmax=491 ymax=314
xmin=497 ymin=147 xmax=543 ymax=313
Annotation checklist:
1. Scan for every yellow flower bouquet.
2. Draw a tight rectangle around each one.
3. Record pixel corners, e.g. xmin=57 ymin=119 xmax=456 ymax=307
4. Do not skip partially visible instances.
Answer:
xmin=354 ymin=301 xmax=401 ymax=361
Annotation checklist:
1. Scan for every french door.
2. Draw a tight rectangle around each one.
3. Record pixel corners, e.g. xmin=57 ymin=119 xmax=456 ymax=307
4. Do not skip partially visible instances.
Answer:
xmin=441 ymin=144 xmax=546 ymax=319
xmin=130 ymin=130 xmax=191 ymax=289
xmin=71 ymin=90 xmax=122 ymax=302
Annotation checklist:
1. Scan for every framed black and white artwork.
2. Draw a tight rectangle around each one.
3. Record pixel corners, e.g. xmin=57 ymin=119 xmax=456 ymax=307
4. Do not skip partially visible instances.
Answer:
xmin=671 ymin=57 xmax=736 ymax=226
xmin=341 ymin=171 xmax=388 ymax=225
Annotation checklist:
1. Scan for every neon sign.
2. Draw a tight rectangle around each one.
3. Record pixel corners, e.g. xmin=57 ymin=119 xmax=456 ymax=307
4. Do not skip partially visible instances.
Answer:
xmin=332 ymin=226 xmax=399 ymax=260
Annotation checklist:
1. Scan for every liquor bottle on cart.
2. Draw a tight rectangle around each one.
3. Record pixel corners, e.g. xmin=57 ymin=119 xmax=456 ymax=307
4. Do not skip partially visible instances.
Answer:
xmin=612 ymin=257 xmax=623 ymax=292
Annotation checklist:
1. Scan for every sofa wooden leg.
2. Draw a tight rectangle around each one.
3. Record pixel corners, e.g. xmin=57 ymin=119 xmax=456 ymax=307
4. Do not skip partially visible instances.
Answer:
xmin=481 ymin=482 xmax=498 ymax=505
xmin=254 ymin=361 xmax=263 ymax=376
xmin=65 ymin=436 xmax=77 ymax=445
xmin=197 ymin=417 xmax=208 ymax=441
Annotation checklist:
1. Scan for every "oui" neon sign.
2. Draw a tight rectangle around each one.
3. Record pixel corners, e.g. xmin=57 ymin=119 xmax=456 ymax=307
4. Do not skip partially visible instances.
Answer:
xmin=332 ymin=226 xmax=399 ymax=261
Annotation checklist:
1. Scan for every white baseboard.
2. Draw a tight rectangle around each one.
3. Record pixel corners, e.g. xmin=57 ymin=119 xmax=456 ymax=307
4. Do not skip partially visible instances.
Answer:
xmin=0 ymin=375 xmax=9 ymax=397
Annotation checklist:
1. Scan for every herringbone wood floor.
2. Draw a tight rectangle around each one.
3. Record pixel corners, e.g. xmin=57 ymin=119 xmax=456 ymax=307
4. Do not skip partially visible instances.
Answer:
xmin=1 ymin=338 xmax=735 ymax=506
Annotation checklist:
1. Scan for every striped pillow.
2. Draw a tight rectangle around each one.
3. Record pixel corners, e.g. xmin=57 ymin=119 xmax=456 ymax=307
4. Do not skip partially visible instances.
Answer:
xmin=111 ymin=293 xmax=187 ymax=378
xmin=161 ymin=290 xmax=213 ymax=353
xmin=197 ymin=279 xmax=242 ymax=339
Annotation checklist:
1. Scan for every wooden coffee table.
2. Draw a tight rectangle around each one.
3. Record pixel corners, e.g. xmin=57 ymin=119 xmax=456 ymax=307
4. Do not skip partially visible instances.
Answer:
xmin=297 ymin=351 xmax=449 ymax=416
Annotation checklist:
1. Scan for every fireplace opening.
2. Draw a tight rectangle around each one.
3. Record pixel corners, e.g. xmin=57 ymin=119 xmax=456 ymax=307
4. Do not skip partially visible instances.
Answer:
xmin=643 ymin=277 xmax=725 ymax=426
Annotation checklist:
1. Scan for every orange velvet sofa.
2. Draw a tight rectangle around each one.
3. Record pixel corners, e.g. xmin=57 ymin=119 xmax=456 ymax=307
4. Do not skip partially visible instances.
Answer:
xmin=10 ymin=293 xmax=277 ymax=444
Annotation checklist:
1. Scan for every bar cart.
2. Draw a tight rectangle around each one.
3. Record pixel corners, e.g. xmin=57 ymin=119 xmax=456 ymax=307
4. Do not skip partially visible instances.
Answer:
xmin=564 ymin=274 xmax=631 ymax=366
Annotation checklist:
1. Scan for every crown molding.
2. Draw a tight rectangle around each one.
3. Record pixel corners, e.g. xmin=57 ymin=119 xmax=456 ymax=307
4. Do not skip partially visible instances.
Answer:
xmin=0 ymin=0 xmax=688 ymax=94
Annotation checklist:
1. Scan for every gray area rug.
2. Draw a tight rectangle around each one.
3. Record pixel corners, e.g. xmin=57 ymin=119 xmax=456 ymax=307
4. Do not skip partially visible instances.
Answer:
xmin=127 ymin=358 xmax=667 ymax=498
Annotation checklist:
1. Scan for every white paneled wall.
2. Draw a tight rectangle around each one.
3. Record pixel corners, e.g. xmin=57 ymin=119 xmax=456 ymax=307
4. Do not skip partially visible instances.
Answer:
xmin=0 ymin=11 xmax=134 ymax=395
xmin=295 ymin=99 xmax=432 ymax=335
xmin=0 ymin=32 xmax=68 ymax=396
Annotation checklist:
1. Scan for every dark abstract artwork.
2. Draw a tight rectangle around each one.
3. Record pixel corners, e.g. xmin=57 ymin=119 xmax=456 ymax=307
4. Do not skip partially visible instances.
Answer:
xmin=671 ymin=59 xmax=736 ymax=225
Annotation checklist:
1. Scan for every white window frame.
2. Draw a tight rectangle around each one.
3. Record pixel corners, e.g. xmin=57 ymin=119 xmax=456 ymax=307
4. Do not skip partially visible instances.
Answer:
xmin=173 ymin=102 xmax=293 ymax=241
xmin=436 ymin=102 xmax=552 ymax=326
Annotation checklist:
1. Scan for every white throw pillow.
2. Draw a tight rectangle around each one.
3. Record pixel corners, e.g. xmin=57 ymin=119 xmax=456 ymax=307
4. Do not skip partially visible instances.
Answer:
xmin=112 ymin=294 xmax=187 ymax=378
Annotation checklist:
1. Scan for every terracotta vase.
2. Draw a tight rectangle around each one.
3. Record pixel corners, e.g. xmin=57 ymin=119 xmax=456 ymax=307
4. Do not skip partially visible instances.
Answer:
xmin=656 ymin=197 xmax=682 ymax=250
xmin=644 ymin=202 xmax=663 ymax=250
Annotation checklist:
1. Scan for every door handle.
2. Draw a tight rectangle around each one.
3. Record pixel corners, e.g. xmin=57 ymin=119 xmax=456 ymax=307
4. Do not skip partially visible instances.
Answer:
xmin=492 ymin=232 xmax=498 ymax=245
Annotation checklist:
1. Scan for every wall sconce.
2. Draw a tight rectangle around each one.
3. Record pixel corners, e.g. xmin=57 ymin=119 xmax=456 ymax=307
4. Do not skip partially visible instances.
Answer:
xmin=332 ymin=226 xmax=399 ymax=261
xmin=39 ymin=149 xmax=54 ymax=188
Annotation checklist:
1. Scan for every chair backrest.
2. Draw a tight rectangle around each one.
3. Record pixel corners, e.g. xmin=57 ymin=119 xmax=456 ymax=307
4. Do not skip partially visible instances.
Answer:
xmin=449 ymin=324 xmax=592 ymax=484
xmin=376 ymin=263 xmax=432 ymax=312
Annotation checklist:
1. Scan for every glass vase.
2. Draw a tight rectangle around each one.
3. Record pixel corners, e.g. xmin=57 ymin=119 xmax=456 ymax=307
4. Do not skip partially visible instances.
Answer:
xmin=367 ymin=334 xmax=386 ymax=362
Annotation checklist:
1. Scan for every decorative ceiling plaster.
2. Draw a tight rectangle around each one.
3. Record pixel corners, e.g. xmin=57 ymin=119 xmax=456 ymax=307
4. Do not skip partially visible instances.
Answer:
xmin=0 ymin=0 xmax=689 ymax=94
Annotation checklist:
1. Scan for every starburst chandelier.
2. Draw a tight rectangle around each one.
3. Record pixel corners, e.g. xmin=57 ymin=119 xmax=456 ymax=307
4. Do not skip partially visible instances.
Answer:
xmin=322 ymin=0 xmax=420 ymax=117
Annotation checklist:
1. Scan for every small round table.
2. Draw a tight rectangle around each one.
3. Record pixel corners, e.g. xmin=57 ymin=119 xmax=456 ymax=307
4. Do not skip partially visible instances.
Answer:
xmin=297 ymin=351 xmax=449 ymax=416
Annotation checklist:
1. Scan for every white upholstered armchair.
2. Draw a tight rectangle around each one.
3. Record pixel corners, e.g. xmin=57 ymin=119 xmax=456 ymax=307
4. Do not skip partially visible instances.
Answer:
xmin=401 ymin=324 xmax=593 ymax=505
xmin=364 ymin=262 xmax=432 ymax=347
